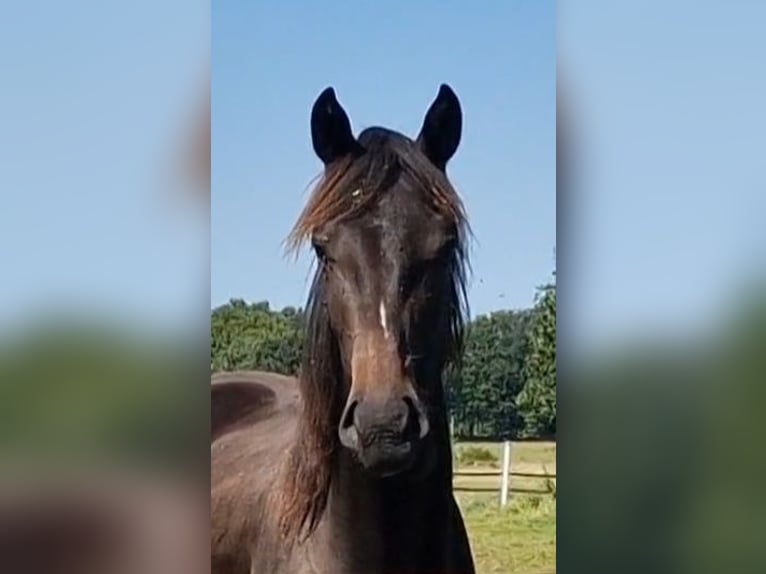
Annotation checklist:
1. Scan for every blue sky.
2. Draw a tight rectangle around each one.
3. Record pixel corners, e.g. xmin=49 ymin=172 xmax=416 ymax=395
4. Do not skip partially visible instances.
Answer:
xmin=0 ymin=1 xmax=208 ymax=331
xmin=2 ymin=1 xmax=763 ymax=349
xmin=559 ymin=1 xmax=766 ymax=349
xmin=212 ymin=1 xmax=557 ymax=318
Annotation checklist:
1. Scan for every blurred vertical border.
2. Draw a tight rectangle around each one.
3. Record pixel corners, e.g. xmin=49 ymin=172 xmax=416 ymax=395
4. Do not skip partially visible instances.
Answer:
xmin=559 ymin=2 xmax=766 ymax=573
xmin=0 ymin=1 xmax=210 ymax=572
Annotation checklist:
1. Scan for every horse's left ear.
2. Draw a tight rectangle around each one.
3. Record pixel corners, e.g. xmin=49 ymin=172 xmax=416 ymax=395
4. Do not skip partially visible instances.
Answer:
xmin=416 ymin=84 xmax=462 ymax=170
xmin=311 ymin=87 xmax=360 ymax=166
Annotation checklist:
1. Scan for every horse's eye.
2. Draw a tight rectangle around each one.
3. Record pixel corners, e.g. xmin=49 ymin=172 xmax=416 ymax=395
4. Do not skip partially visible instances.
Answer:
xmin=400 ymin=262 xmax=426 ymax=294
xmin=312 ymin=240 xmax=326 ymax=260
xmin=438 ymin=236 xmax=458 ymax=259
xmin=312 ymin=236 xmax=332 ymax=263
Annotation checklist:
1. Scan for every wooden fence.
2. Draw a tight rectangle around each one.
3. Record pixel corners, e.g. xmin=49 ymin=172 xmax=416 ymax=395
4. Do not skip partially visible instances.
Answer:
xmin=453 ymin=440 xmax=556 ymax=506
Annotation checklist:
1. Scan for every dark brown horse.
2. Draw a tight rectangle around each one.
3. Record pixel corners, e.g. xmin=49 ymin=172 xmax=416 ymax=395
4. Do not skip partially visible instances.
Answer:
xmin=211 ymin=85 xmax=476 ymax=574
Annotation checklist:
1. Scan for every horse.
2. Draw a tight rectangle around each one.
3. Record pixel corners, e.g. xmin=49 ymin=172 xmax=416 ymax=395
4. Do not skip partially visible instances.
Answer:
xmin=211 ymin=84 xmax=476 ymax=574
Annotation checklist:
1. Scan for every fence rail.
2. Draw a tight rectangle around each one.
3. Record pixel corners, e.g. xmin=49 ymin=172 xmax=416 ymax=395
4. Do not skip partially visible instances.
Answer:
xmin=456 ymin=470 xmax=556 ymax=479
xmin=452 ymin=440 xmax=556 ymax=505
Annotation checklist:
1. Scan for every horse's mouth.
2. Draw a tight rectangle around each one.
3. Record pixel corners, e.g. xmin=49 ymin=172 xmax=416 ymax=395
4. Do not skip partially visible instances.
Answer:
xmin=356 ymin=439 xmax=411 ymax=476
xmin=357 ymin=438 xmax=434 ymax=480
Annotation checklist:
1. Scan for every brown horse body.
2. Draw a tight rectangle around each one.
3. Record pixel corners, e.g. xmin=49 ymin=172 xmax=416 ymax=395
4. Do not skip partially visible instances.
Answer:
xmin=211 ymin=372 xmax=474 ymax=574
xmin=212 ymin=85 xmax=476 ymax=573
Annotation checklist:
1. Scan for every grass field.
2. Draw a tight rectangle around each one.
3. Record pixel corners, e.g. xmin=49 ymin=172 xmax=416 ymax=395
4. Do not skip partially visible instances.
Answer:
xmin=454 ymin=441 xmax=556 ymax=574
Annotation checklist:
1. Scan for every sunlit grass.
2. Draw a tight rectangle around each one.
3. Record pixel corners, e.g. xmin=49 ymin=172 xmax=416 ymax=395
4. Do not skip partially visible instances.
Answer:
xmin=454 ymin=441 xmax=556 ymax=573
xmin=457 ymin=492 xmax=556 ymax=574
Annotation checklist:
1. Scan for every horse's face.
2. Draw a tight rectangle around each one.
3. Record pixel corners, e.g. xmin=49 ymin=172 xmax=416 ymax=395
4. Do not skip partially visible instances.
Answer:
xmin=307 ymin=86 xmax=464 ymax=478
xmin=313 ymin=187 xmax=458 ymax=477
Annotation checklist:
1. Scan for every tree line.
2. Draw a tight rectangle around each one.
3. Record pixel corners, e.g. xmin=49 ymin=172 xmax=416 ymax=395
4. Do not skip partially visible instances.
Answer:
xmin=211 ymin=280 xmax=556 ymax=440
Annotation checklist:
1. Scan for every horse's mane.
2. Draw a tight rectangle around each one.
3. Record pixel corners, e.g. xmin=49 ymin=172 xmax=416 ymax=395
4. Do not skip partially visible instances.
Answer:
xmin=276 ymin=127 xmax=471 ymax=542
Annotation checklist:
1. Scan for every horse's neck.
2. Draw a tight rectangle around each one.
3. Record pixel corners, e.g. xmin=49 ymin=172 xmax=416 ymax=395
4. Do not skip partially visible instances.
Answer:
xmin=311 ymin=423 xmax=454 ymax=573
xmin=317 ymin=450 xmax=386 ymax=567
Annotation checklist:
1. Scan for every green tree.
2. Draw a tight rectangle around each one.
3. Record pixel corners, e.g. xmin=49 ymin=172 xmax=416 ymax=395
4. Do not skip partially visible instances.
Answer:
xmin=210 ymin=299 xmax=304 ymax=375
xmin=517 ymin=281 xmax=556 ymax=437
xmin=451 ymin=309 xmax=533 ymax=439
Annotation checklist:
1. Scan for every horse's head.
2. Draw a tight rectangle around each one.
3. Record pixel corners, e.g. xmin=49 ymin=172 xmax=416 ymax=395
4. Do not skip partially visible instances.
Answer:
xmin=289 ymin=85 xmax=469 ymax=479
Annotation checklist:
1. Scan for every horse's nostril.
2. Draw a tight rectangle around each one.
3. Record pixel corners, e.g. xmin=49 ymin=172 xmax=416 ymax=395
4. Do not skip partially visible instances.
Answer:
xmin=341 ymin=400 xmax=358 ymax=430
xmin=338 ymin=400 xmax=360 ymax=449
xmin=402 ymin=397 xmax=428 ymax=440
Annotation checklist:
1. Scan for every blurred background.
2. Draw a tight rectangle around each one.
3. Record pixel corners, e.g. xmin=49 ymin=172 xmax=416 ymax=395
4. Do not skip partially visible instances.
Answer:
xmin=0 ymin=1 xmax=209 ymax=572
xmin=559 ymin=2 xmax=766 ymax=573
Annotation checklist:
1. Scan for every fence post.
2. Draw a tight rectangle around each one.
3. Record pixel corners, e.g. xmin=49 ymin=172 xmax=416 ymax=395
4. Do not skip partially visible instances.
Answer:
xmin=499 ymin=440 xmax=511 ymax=507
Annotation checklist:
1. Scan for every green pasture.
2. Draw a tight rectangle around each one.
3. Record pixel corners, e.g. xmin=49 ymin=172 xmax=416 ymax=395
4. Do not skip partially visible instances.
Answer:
xmin=453 ymin=441 xmax=556 ymax=573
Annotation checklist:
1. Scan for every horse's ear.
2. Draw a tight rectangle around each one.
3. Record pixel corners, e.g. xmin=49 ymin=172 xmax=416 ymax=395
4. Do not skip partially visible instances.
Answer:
xmin=311 ymin=87 xmax=360 ymax=166
xmin=416 ymin=84 xmax=462 ymax=170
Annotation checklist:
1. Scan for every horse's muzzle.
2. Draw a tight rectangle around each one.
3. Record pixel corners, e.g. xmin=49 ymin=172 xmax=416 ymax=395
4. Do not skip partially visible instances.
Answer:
xmin=338 ymin=395 xmax=429 ymax=477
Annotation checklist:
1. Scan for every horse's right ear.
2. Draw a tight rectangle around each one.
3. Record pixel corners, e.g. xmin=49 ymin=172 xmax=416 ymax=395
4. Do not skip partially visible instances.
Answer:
xmin=416 ymin=84 xmax=462 ymax=171
xmin=311 ymin=87 xmax=360 ymax=166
